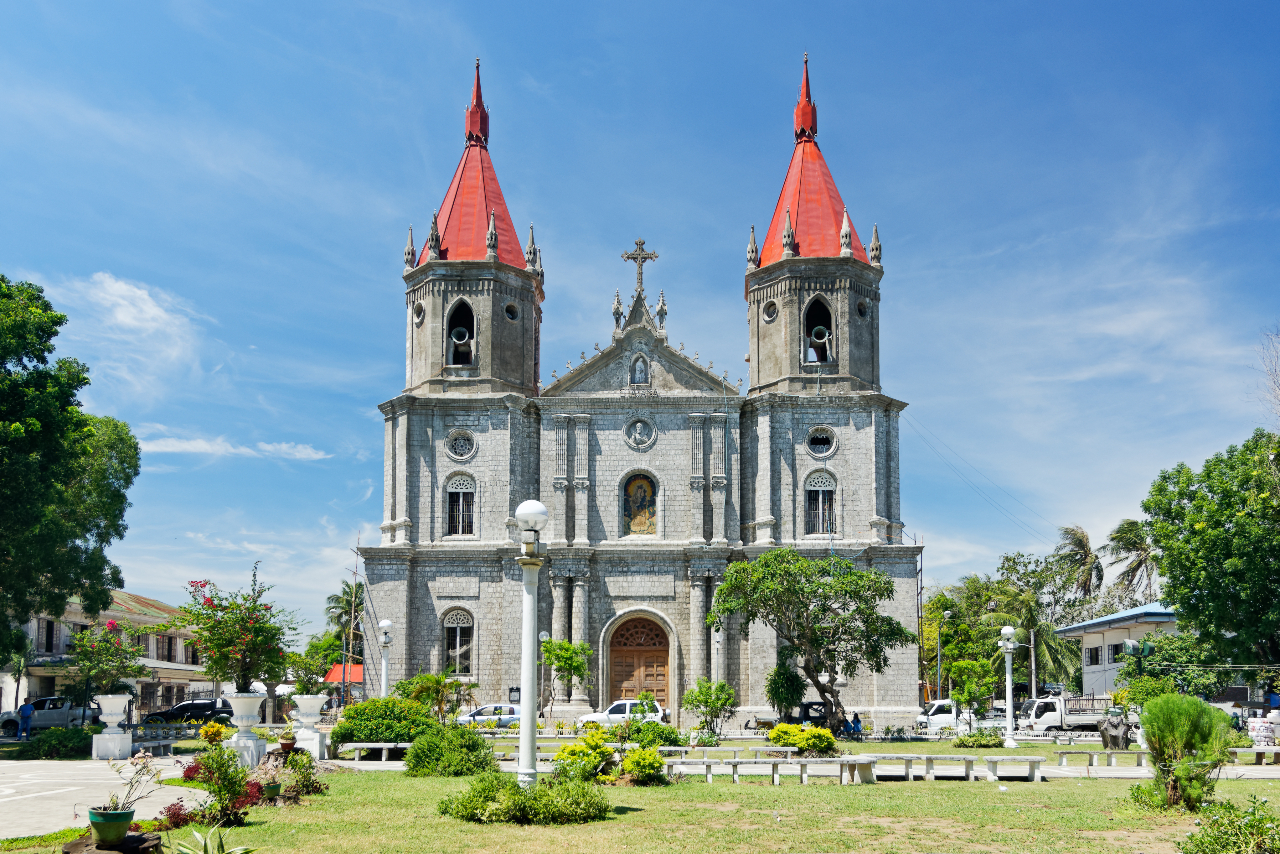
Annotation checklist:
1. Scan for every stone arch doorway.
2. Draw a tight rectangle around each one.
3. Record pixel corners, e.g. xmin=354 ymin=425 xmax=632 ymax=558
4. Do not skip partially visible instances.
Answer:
xmin=609 ymin=617 xmax=669 ymax=706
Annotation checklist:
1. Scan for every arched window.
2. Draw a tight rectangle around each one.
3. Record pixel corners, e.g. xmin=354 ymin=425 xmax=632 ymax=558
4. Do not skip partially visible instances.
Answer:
xmin=442 ymin=609 xmax=474 ymax=675
xmin=804 ymin=299 xmax=833 ymax=363
xmin=623 ymin=473 xmax=657 ymax=536
xmin=805 ymin=470 xmax=836 ymax=534
xmin=446 ymin=474 xmax=475 ymax=536
xmin=447 ymin=301 xmax=475 ymax=366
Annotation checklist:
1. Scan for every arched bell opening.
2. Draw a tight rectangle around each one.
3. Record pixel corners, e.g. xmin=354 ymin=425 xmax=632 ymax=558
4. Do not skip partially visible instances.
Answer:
xmin=447 ymin=301 xmax=476 ymax=366
xmin=803 ymin=298 xmax=833 ymax=363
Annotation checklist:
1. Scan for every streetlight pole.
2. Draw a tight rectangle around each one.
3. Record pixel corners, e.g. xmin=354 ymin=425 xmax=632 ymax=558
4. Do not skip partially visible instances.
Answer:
xmin=328 ymin=608 xmax=346 ymax=707
xmin=937 ymin=610 xmax=951 ymax=702
xmin=515 ymin=499 xmax=549 ymax=790
xmin=378 ymin=620 xmax=393 ymax=698
xmin=538 ymin=631 xmax=550 ymax=720
xmin=999 ymin=625 xmax=1018 ymax=749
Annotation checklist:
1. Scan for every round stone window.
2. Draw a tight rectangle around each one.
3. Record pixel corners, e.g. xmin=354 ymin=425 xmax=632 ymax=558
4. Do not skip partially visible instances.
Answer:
xmin=505 ymin=304 xmax=519 ymax=321
xmin=857 ymin=301 xmax=868 ymax=319
xmin=806 ymin=425 xmax=837 ymax=458
xmin=445 ymin=429 xmax=478 ymax=462
xmin=413 ymin=302 xmax=426 ymax=326
xmin=763 ymin=300 xmax=778 ymax=322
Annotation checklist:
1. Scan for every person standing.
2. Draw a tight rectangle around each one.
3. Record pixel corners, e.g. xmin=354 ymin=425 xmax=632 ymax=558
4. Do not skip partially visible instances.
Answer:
xmin=17 ymin=698 xmax=35 ymax=741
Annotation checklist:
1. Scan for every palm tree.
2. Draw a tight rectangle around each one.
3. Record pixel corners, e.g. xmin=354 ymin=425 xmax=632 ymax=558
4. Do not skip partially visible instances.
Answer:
xmin=8 ymin=639 xmax=35 ymax=706
xmin=1054 ymin=525 xmax=1104 ymax=597
xmin=983 ymin=591 xmax=1079 ymax=688
xmin=325 ymin=581 xmax=365 ymax=661
xmin=1101 ymin=518 xmax=1160 ymax=601
xmin=406 ymin=667 xmax=463 ymax=722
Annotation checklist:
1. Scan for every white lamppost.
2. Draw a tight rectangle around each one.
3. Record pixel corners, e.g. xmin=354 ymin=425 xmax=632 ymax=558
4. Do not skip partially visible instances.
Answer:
xmin=378 ymin=620 xmax=393 ymax=698
xmin=998 ymin=625 xmax=1019 ymax=749
xmin=937 ymin=610 xmax=952 ymax=702
xmin=514 ymin=499 xmax=549 ymax=790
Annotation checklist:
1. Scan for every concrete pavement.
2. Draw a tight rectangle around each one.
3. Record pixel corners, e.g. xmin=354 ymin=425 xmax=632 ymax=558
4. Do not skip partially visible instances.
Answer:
xmin=0 ymin=757 xmax=191 ymax=840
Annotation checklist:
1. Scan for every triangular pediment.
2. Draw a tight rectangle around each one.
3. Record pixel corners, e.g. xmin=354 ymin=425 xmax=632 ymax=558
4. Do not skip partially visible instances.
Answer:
xmin=542 ymin=326 xmax=737 ymax=397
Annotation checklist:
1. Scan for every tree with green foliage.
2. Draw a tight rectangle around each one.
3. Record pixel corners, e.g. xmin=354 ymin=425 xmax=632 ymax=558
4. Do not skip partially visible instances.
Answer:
xmin=63 ymin=619 xmax=150 ymax=695
xmin=1054 ymin=524 xmax=1105 ymax=597
xmin=304 ymin=632 xmax=343 ymax=666
xmin=764 ymin=656 xmax=808 ymax=720
xmin=1120 ymin=674 xmax=1178 ymax=711
xmin=709 ymin=548 xmax=916 ymax=731
xmin=393 ymin=668 xmax=464 ymax=722
xmin=288 ymin=651 xmax=330 ymax=695
xmin=680 ymin=677 xmax=738 ymax=736
xmin=540 ymin=638 xmax=591 ymax=721
xmin=1 ymin=276 xmax=141 ymax=660
xmin=1144 ymin=429 xmax=1280 ymax=666
xmin=325 ymin=580 xmax=364 ymax=661
xmin=1115 ymin=630 xmax=1235 ymax=698
xmin=1101 ymin=518 xmax=1160 ymax=601
xmin=164 ymin=564 xmax=298 ymax=692
xmin=949 ymin=659 xmax=997 ymax=732
xmin=996 ymin=552 xmax=1084 ymax=625
xmin=983 ymin=590 xmax=1080 ymax=684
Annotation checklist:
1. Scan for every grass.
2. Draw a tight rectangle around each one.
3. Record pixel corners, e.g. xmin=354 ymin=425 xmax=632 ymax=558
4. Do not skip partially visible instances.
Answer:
xmin=7 ymin=767 xmax=1270 ymax=854
xmin=0 ymin=822 xmax=165 ymax=852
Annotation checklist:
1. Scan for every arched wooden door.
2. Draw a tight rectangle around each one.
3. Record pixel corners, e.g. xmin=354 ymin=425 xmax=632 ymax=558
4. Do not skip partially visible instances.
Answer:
xmin=610 ymin=617 xmax=669 ymax=705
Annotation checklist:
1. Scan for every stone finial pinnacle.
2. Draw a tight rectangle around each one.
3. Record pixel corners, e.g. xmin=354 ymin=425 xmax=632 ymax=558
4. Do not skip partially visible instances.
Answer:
xmin=403 ymin=224 xmax=416 ymax=272
xmin=466 ymin=59 xmax=489 ymax=145
xmin=612 ymin=289 xmax=624 ymax=329
xmin=525 ymin=223 xmax=538 ymax=271
xmin=485 ymin=209 xmax=498 ymax=261
xmin=781 ymin=207 xmax=796 ymax=259
xmin=534 ymin=246 xmax=544 ymax=279
xmin=794 ymin=54 xmax=817 ymax=140
xmin=746 ymin=224 xmax=759 ymax=272
xmin=426 ymin=210 xmax=441 ymax=261
xmin=839 ymin=207 xmax=853 ymax=258
xmin=869 ymin=222 xmax=882 ymax=267
xmin=655 ymin=290 xmax=667 ymax=329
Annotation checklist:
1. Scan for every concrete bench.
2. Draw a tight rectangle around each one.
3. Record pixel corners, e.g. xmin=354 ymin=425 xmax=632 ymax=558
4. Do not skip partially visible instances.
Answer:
xmin=1055 ymin=750 xmax=1148 ymax=767
xmin=838 ymin=755 xmax=877 ymax=785
xmin=664 ymin=757 xmax=723 ymax=783
xmin=133 ymin=740 xmax=176 ymax=756
xmin=984 ymin=755 xmax=1045 ymax=782
xmin=861 ymin=753 xmax=926 ymax=782
xmin=343 ymin=742 xmax=413 ymax=761
xmin=1230 ymin=748 xmax=1280 ymax=765
xmin=923 ymin=754 xmax=977 ymax=781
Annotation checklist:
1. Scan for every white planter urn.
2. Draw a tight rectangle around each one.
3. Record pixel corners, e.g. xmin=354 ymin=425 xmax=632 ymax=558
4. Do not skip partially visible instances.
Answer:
xmin=94 ymin=694 xmax=131 ymax=731
xmin=226 ymin=693 xmax=265 ymax=740
xmin=289 ymin=695 xmax=326 ymax=733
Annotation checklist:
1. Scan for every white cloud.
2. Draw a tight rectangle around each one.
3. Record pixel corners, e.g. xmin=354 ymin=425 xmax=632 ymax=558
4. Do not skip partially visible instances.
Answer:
xmin=140 ymin=435 xmax=331 ymax=460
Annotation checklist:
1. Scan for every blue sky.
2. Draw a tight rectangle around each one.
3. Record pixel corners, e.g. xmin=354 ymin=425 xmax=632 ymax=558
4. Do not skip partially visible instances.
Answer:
xmin=3 ymin=2 xmax=1277 ymax=641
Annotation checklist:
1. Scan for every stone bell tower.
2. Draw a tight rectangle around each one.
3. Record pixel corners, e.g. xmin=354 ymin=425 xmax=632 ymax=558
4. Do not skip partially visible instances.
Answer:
xmin=745 ymin=55 xmax=883 ymax=397
xmin=401 ymin=60 xmax=544 ymax=397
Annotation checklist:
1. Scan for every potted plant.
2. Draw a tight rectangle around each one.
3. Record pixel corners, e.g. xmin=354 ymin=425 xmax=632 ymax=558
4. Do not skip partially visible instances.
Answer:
xmin=252 ymin=766 xmax=283 ymax=800
xmin=89 ymin=751 xmax=161 ymax=845
xmin=278 ymin=719 xmax=297 ymax=753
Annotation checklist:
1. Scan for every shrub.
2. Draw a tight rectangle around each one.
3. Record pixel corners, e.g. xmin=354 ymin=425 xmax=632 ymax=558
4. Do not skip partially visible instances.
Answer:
xmin=605 ymin=721 xmax=686 ymax=749
xmin=952 ymin=729 xmax=1005 ymax=749
xmin=284 ymin=749 xmax=328 ymax=796
xmin=681 ymin=678 xmax=738 ymax=735
xmin=1179 ymin=796 xmax=1280 ymax=853
xmin=553 ymin=730 xmax=614 ymax=783
xmin=1142 ymin=694 xmax=1231 ymax=811
xmin=329 ymin=697 xmax=438 ymax=747
xmin=794 ymin=727 xmax=837 ymax=756
xmin=199 ymin=721 xmax=232 ymax=745
xmin=621 ymin=747 xmax=666 ymax=785
xmin=690 ymin=729 xmax=719 ymax=747
xmin=194 ymin=744 xmax=250 ymax=826
xmin=17 ymin=727 xmax=95 ymax=759
xmin=405 ymin=726 xmax=498 ymax=777
xmin=437 ymin=772 xmax=610 ymax=825
xmin=181 ymin=757 xmax=204 ymax=781
xmin=160 ymin=799 xmax=197 ymax=831
xmin=767 ymin=722 xmax=804 ymax=747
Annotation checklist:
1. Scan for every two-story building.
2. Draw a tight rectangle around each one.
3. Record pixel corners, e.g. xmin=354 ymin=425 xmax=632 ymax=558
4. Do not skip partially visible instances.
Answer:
xmin=1055 ymin=602 xmax=1177 ymax=697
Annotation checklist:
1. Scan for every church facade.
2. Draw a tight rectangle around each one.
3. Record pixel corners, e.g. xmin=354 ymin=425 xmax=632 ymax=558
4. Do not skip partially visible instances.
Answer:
xmin=361 ymin=59 xmax=923 ymax=728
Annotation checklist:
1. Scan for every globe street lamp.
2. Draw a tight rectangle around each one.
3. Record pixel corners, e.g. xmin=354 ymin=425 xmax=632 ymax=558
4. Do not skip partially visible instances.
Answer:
xmin=514 ymin=499 xmax=549 ymax=790
xmin=998 ymin=625 xmax=1020 ymax=749
xmin=378 ymin=620 xmax=393 ymax=698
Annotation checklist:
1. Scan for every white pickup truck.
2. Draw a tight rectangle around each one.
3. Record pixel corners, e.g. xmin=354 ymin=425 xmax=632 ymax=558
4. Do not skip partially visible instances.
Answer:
xmin=916 ymin=699 xmax=1004 ymax=734
xmin=1016 ymin=696 xmax=1106 ymax=732
xmin=0 ymin=696 xmax=102 ymax=737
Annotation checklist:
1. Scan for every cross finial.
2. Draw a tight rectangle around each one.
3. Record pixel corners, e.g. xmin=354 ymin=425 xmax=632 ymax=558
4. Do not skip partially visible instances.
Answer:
xmin=621 ymin=239 xmax=658 ymax=294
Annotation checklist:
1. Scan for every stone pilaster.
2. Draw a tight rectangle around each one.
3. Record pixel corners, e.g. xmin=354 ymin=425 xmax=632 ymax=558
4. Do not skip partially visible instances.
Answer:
xmin=754 ymin=401 xmax=775 ymax=545
xmin=710 ymin=577 xmax=726 ymax=682
xmin=380 ymin=417 xmax=395 ymax=545
xmin=570 ymin=575 xmax=590 ymax=703
xmin=551 ymin=415 xmax=569 ymax=546
xmin=394 ymin=409 xmax=411 ymax=544
xmin=551 ymin=575 xmax=570 ymax=702
xmin=573 ymin=415 xmax=591 ymax=545
xmin=688 ymin=413 xmax=706 ymax=544
xmin=709 ymin=412 xmax=728 ymax=545
xmin=688 ymin=573 xmax=707 ymax=685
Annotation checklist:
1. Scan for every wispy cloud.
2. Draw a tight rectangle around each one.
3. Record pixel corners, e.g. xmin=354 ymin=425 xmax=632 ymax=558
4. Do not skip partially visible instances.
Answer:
xmin=141 ymin=435 xmax=332 ymax=460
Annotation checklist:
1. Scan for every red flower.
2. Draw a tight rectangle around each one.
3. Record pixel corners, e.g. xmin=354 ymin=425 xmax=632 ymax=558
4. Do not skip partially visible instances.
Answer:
xmin=203 ymin=597 xmax=213 ymax=606
xmin=105 ymin=619 xmax=119 ymax=630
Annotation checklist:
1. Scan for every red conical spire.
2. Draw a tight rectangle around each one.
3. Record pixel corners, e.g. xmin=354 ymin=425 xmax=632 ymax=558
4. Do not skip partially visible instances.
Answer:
xmin=417 ymin=61 xmax=523 ymax=267
xmin=465 ymin=58 xmax=489 ymax=145
xmin=794 ymin=52 xmax=817 ymax=141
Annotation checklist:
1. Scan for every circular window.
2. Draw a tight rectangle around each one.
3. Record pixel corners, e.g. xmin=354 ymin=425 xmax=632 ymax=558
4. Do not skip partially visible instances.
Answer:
xmin=857 ymin=301 xmax=868 ymax=319
xmin=806 ymin=425 xmax=837 ymax=458
xmin=763 ymin=301 xmax=778 ymax=322
xmin=445 ymin=429 xmax=478 ymax=462
xmin=413 ymin=302 xmax=426 ymax=326
xmin=505 ymin=304 xmax=519 ymax=321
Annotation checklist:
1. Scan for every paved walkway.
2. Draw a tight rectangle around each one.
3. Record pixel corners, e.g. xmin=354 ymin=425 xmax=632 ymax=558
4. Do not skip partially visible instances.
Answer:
xmin=0 ymin=758 xmax=190 ymax=840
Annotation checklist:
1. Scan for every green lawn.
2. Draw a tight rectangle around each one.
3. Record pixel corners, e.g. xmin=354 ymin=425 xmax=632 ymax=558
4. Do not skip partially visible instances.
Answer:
xmin=5 ymin=768 xmax=1269 ymax=854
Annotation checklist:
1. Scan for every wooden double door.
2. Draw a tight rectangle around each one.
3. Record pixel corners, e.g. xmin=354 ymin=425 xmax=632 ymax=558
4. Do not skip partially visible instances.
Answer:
xmin=609 ymin=617 xmax=669 ymax=706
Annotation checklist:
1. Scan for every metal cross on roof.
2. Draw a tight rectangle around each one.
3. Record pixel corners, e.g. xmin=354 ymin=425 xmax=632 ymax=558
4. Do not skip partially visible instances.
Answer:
xmin=621 ymin=239 xmax=658 ymax=294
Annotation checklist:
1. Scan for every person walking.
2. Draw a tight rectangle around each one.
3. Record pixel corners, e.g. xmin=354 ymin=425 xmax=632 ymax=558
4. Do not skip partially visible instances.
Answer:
xmin=18 ymin=697 xmax=35 ymax=741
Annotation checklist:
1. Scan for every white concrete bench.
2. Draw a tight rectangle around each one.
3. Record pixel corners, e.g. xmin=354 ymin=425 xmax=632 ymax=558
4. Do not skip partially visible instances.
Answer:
xmin=343 ymin=741 xmax=413 ymax=761
xmin=838 ymin=755 xmax=877 ymax=785
xmin=1055 ymin=750 xmax=1148 ymax=767
xmin=664 ymin=757 xmax=723 ymax=783
xmin=923 ymin=754 xmax=977 ymax=781
xmin=861 ymin=753 xmax=925 ymax=782
xmin=984 ymin=755 xmax=1045 ymax=782
xmin=1230 ymin=748 xmax=1280 ymax=766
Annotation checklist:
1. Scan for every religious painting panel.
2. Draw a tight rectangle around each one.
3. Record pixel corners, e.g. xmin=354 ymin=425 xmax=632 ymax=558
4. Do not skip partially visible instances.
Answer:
xmin=624 ymin=473 xmax=657 ymax=535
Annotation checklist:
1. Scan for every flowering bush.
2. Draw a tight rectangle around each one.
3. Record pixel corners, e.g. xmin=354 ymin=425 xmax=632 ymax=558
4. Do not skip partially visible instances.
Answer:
xmin=164 ymin=563 xmax=298 ymax=692
xmin=63 ymin=620 xmax=149 ymax=696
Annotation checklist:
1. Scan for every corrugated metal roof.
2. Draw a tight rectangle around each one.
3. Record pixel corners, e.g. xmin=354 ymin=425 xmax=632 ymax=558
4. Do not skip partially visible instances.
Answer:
xmin=324 ymin=663 xmax=363 ymax=683
xmin=66 ymin=590 xmax=183 ymax=619
xmin=1055 ymin=602 xmax=1176 ymax=637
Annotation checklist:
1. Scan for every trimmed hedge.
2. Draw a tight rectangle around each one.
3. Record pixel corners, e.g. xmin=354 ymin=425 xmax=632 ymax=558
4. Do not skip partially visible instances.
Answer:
xmin=405 ymin=725 xmax=497 ymax=777
xmin=329 ymin=697 xmax=438 ymax=747
xmin=437 ymin=772 xmax=610 ymax=825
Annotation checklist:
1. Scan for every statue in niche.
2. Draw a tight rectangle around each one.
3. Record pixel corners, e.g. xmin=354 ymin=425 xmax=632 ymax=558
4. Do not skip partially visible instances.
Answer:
xmin=624 ymin=474 xmax=657 ymax=535
xmin=631 ymin=357 xmax=649 ymax=385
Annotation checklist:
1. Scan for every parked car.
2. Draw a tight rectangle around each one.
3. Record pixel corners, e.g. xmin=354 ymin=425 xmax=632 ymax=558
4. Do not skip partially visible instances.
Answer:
xmin=456 ymin=704 xmax=521 ymax=728
xmin=578 ymin=699 xmax=668 ymax=727
xmin=1016 ymin=696 xmax=1103 ymax=732
xmin=142 ymin=698 xmax=233 ymax=725
xmin=0 ymin=696 xmax=101 ymax=737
